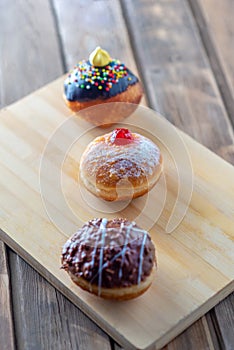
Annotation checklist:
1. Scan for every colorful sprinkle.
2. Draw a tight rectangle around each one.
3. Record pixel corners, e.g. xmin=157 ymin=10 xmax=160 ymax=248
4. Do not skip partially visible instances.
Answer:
xmin=66 ymin=59 xmax=134 ymax=94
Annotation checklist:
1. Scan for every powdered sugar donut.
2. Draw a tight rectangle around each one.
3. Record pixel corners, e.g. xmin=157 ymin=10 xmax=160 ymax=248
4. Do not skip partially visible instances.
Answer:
xmin=79 ymin=128 xmax=163 ymax=201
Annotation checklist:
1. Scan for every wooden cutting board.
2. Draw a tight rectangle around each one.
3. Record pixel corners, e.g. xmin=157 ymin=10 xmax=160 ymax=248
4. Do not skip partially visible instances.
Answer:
xmin=0 ymin=77 xmax=233 ymax=350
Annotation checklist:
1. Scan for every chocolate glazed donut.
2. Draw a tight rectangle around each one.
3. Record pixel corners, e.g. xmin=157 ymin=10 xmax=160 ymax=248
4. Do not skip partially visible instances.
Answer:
xmin=63 ymin=47 xmax=143 ymax=126
xmin=61 ymin=218 xmax=156 ymax=300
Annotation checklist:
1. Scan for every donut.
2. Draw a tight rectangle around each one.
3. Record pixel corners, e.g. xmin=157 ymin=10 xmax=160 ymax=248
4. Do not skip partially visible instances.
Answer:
xmin=61 ymin=218 xmax=156 ymax=300
xmin=64 ymin=47 xmax=143 ymax=126
xmin=79 ymin=128 xmax=163 ymax=201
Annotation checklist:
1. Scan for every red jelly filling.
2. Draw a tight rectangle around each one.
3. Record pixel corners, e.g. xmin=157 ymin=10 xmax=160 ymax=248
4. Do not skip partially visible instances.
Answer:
xmin=110 ymin=128 xmax=133 ymax=145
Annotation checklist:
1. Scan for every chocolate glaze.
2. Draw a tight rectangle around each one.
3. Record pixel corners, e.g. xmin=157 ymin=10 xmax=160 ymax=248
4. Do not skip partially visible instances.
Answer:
xmin=64 ymin=59 xmax=138 ymax=102
xmin=61 ymin=218 xmax=156 ymax=289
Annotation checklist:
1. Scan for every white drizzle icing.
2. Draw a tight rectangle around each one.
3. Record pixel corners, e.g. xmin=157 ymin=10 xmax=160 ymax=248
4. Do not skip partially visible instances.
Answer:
xmin=89 ymin=250 xmax=123 ymax=285
xmin=98 ymin=250 xmax=123 ymax=273
xmin=137 ymin=231 xmax=148 ymax=284
xmin=97 ymin=218 xmax=108 ymax=296
xmin=118 ymin=223 xmax=132 ymax=279
xmin=90 ymin=232 xmax=100 ymax=270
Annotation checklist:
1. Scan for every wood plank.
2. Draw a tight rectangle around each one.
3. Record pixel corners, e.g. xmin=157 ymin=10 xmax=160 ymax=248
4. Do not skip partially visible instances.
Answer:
xmin=0 ymin=83 xmax=233 ymax=349
xmin=0 ymin=0 xmax=63 ymax=108
xmin=162 ymin=318 xmax=212 ymax=350
xmin=121 ymin=0 xmax=234 ymax=164
xmin=188 ymin=0 xmax=234 ymax=126
xmin=0 ymin=1 xmax=111 ymax=349
xmin=209 ymin=294 xmax=234 ymax=350
xmin=8 ymin=250 xmax=111 ymax=350
xmin=52 ymin=0 xmax=137 ymax=70
xmin=0 ymin=242 xmax=15 ymax=350
xmin=51 ymin=0 xmax=147 ymax=104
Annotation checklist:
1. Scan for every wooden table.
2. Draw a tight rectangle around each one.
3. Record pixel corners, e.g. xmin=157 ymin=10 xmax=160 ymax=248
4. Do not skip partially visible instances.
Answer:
xmin=0 ymin=1 xmax=233 ymax=349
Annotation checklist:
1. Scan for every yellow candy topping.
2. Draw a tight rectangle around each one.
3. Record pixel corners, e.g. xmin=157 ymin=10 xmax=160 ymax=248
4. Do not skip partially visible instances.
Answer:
xmin=89 ymin=46 xmax=111 ymax=67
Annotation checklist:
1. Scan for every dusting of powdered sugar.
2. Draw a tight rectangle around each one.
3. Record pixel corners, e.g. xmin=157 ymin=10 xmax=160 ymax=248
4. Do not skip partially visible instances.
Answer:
xmin=80 ymin=133 xmax=161 ymax=179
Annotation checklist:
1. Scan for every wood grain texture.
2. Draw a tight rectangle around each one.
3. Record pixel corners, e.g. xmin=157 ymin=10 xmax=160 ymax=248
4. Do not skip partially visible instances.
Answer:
xmin=52 ymin=0 xmax=138 ymax=70
xmin=162 ymin=318 xmax=212 ymax=350
xmin=0 ymin=1 xmax=111 ymax=349
xmin=0 ymin=242 xmax=15 ymax=350
xmin=0 ymin=81 xmax=233 ymax=349
xmin=188 ymin=0 xmax=234 ymax=125
xmin=121 ymin=0 xmax=234 ymax=164
xmin=0 ymin=0 xmax=63 ymax=108
xmin=209 ymin=294 xmax=234 ymax=350
xmin=8 ymin=250 xmax=111 ymax=350
xmin=51 ymin=0 xmax=147 ymax=105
